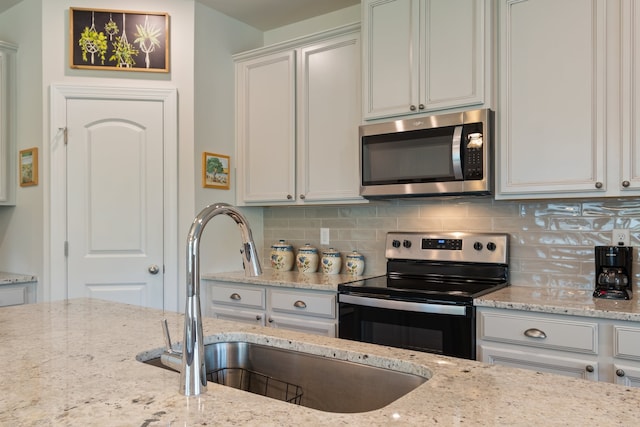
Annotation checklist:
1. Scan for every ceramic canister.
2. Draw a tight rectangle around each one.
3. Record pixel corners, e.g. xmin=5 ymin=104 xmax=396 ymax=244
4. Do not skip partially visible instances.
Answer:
xmin=345 ymin=250 xmax=365 ymax=276
xmin=321 ymin=248 xmax=342 ymax=275
xmin=296 ymin=243 xmax=319 ymax=273
xmin=270 ymin=240 xmax=294 ymax=271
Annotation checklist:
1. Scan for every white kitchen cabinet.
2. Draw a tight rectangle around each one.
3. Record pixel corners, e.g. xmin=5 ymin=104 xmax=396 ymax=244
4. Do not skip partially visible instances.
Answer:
xmin=0 ymin=41 xmax=17 ymax=206
xmin=0 ymin=282 xmax=36 ymax=307
xmin=477 ymin=308 xmax=600 ymax=381
xmin=204 ymin=280 xmax=337 ymax=337
xmin=497 ymin=0 xmax=640 ymax=199
xmin=361 ymin=0 xmax=489 ymax=120
xmin=235 ymin=24 xmax=364 ymax=205
xmin=477 ymin=306 xmax=640 ymax=388
xmin=612 ymin=324 xmax=640 ymax=386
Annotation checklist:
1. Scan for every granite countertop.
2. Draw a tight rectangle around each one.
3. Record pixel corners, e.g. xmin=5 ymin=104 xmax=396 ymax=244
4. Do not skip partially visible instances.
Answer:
xmin=2 ymin=298 xmax=640 ymax=426
xmin=0 ymin=272 xmax=37 ymax=285
xmin=201 ymin=269 xmax=379 ymax=291
xmin=475 ymin=286 xmax=640 ymax=322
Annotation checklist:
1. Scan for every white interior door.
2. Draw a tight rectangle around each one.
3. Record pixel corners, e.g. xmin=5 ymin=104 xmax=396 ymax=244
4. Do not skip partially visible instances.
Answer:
xmin=65 ymin=98 xmax=165 ymax=308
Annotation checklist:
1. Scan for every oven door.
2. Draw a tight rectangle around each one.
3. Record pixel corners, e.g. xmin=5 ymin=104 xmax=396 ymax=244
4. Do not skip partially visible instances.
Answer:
xmin=338 ymin=293 xmax=475 ymax=359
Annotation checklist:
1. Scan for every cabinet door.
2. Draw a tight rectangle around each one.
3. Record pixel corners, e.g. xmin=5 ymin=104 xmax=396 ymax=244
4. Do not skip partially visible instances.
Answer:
xmin=268 ymin=313 xmax=336 ymax=337
xmin=422 ymin=0 xmax=486 ymax=112
xmin=236 ymin=51 xmax=296 ymax=203
xmin=0 ymin=42 xmax=17 ymax=206
xmin=497 ymin=0 xmax=607 ymax=198
xmin=362 ymin=0 xmax=420 ymax=119
xmin=211 ymin=305 xmax=266 ymax=327
xmin=620 ymin=0 xmax=640 ymax=193
xmin=479 ymin=344 xmax=599 ymax=381
xmin=298 ymin=32 xmax=363 ymax=202
xmin=613 ymin=363 xmax=640 ymax=387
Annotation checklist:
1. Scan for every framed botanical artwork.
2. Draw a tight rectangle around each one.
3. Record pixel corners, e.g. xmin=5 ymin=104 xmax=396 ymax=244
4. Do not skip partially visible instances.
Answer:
xmin=202 ymin=152 xmax=230 ymax=189
xmin=69 ymin=7 xmax=169 ymax=72
xmin=19 ymin=148 xmax=38 ymax=187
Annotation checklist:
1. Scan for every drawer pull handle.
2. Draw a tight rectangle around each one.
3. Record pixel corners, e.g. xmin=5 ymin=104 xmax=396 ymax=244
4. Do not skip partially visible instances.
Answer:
xmin=229 ymin=293 xmax=241 ymax=301
xmin=616 ymin=369 xmax=626 ymax=377
xmin=586 ymin=365 xmax=594 ymax=373
xmin=293 ymin=300 xmax=307 ymax=309
xmin=524 ymin=328 xmax=547 ymax=339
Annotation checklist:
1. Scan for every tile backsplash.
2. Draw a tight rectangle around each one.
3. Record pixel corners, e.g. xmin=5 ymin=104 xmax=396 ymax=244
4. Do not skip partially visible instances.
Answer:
xmin=263 ymin=197 xmax=640 ymax=290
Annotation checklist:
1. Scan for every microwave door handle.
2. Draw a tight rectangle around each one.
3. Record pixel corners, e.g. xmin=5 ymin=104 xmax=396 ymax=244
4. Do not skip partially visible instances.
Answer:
xmin=451 ymin=125 xmax=463 ymax=180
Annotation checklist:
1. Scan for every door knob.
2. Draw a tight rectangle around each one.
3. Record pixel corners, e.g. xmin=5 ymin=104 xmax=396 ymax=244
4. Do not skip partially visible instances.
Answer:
xmin=148 ymin=265 xmax=160 ymax=275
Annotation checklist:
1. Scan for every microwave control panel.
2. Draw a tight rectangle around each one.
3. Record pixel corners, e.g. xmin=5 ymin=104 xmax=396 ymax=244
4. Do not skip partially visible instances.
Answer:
xmin=463 ymin=123 xmax=484 ymax=180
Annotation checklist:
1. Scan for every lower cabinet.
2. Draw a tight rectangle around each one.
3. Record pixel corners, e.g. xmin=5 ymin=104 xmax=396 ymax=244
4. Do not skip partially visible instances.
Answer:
xmin=204 ymin=280 xmax=337 ymax=337
xmin=477 ymin=307 xmax=640 ymax=387
xmin=0 ymin=283 xmax=36 ymax=307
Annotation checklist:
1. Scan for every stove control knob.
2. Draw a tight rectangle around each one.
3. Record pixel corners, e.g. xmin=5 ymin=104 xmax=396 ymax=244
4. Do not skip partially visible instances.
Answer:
xmin=403 ymin=240 xmax=412 ymax=248
xmin=473 ymin=242 xmax=483 ymax=251
xmin=487 ymin=242 xmax=497 ymax=251
xmin=392 ymin=239 xmax=401 ymax=248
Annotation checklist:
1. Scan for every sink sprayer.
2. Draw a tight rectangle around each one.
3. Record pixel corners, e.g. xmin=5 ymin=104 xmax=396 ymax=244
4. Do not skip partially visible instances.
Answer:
xmin=161 ymin=203 xmax=262 ymax=396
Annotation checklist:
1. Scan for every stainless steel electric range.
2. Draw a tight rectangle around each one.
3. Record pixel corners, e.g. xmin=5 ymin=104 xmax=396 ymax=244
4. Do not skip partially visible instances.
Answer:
xmin=338 ymin=231 xmax=510 ymax=360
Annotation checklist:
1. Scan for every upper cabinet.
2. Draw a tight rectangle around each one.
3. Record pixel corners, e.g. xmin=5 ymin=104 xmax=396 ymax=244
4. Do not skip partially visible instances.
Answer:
xmin=0 ymin=41 xmax=17 ymax=206
xmin=235 ymin=24 xmax=364 ymax=206
xmin=497 ymin=0 xmax=640 ymax=199
xmin=362 ymin=0 xmax=490 ymax=120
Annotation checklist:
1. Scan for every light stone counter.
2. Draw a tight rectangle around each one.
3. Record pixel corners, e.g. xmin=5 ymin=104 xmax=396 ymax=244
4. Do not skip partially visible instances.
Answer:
xmin=475 ymin=286 xmax=640 ymax=322
xmin=2 ymin=298 xmax=640 ymax=426
xmin=201 ymin=269 xmax=378 ymax=291
xmin=0 ymin=272 xmax=37 ymax=285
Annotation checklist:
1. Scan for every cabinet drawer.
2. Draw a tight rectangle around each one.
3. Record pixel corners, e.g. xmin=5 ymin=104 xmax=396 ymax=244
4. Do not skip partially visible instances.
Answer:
xmin=0 ymin=286 xmax=27 ymax=307
xmin=614 ymin=326 xmax=640 ymax=361
xmin=479 ymin=311 xmax=598 ymax=354
xmin=270 ymin=289 xmax=336 ymax=319
xmin=210 ymin=284 xmax=265 ymax=310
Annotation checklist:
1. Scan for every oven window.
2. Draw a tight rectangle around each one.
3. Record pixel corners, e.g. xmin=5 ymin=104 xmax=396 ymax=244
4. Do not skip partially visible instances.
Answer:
xmin=339 ymin=303 xmax=475 ymax=359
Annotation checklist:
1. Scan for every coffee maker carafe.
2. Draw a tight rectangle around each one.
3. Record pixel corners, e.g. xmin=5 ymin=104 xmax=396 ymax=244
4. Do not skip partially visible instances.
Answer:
xmin=594 ymin=246 xmax=633 ymax=300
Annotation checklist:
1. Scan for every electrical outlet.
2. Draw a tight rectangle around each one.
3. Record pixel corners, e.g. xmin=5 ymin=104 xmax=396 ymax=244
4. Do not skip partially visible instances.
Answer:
xmin=320 ymin=228 xmax=330 ymax=245
xmin=612 ymin=229 xmax=630 ymax=246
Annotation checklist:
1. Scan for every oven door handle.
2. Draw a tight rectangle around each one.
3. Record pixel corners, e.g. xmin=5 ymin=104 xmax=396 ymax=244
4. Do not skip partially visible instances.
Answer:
xmin=339 ymin=294 xmax=468 ymax=316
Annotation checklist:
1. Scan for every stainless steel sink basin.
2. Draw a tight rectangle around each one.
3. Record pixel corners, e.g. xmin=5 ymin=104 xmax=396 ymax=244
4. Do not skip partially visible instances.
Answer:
xmin=142 ymin=341 xmax=428 ymax=413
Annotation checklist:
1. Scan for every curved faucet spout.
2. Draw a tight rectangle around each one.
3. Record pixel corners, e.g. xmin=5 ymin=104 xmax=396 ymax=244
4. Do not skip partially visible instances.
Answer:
xmin=181 ymin=202 xmax=262 ymax=396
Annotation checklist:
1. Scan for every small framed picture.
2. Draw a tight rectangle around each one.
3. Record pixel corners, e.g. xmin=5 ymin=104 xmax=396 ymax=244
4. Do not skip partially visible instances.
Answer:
xmin=19 ymin=147 xmax=38 ymax=187
xmin=202 ymin=152 xmax=230 ymax=189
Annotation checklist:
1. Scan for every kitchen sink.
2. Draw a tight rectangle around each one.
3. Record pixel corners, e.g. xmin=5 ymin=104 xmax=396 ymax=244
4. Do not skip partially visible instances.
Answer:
xmin=141 ymin=341 xmax=429 ymax=413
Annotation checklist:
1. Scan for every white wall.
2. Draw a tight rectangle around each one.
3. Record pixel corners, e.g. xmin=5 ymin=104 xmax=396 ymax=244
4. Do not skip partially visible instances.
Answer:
xmin=193 ymin=2 xmax=264 ymax=277
xmin=0 ymin=0 xmax=43 ymax=286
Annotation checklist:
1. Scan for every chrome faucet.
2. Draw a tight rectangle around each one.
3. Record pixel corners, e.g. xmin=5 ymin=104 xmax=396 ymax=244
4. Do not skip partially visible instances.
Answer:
xmin=162 ymin=202 xmax=262 ymax=396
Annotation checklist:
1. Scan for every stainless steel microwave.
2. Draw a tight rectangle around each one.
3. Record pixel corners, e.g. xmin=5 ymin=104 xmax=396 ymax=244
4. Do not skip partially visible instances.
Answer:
xmin=359 ymin=109 xmax=493 ymax=198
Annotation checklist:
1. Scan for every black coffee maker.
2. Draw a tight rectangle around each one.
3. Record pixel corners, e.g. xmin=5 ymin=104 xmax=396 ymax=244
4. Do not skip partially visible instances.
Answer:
xmin=594 ymin=246 xmax=633 ymax=300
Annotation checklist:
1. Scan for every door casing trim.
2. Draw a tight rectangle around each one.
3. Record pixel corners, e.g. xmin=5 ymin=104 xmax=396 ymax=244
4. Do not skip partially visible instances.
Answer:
xmin=48 ymin=84 xmax=179 ymax=310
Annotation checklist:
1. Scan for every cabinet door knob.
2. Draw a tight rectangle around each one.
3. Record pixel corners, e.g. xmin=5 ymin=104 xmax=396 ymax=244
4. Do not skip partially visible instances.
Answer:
xmin=293 ymin=300 xmax=307 ymax=309
xmin=622 ymin=180 xmax=631 ymax=188
xmin=418 ymin=103 xmax=425 ymax=110
xmin=409 ymin=105 xmax=417 ymax=111
xmin=595 ymin=181 xmax=603 ymax=189
xmin=585 ymin=365 xmax=594 ymax=373
xmin=616 ymin=369 xmax=626 ymax=377
xmin=268 ymin=317 xmax=274 ymax=323
xmin=287 ymin=194 xmax=293 ymax=200
xmin=255 ymin=315 xmax=262 ymax=321
xmin=524 ymin=328 xmax=547 ymax=339
xmin=299 ymin=194 xmax=306 ymax=200
xmin=229 ymin=293 xmax=241 ymax=300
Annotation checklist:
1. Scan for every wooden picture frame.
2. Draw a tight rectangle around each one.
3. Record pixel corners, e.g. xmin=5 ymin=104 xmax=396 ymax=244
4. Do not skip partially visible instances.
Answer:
xmin=70 ymin=7 xmax=169 ymax=72
xmin=202 ymin=152 xmax=230 ymax=189
xmin=19 ymin=148 xmax=38 ymax=187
